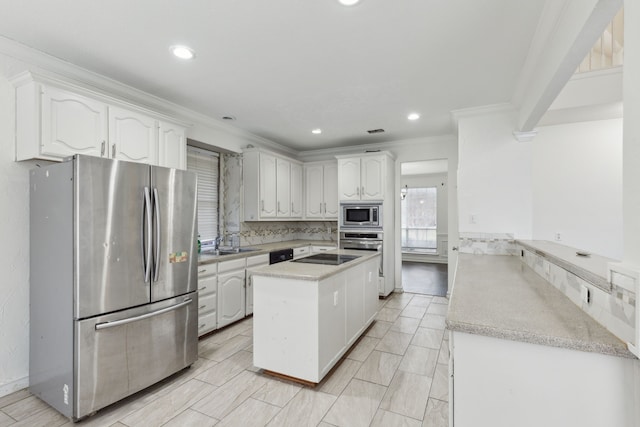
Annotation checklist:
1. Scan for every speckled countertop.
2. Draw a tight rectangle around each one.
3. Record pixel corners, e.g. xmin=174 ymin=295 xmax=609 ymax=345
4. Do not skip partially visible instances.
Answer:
xmin=250 ymin=249 xmax=381 ymax=281
xmin=197 ymin=240 xmax=337 ymax=265
xmin=447 ymin=254 xmax=634 ymax=359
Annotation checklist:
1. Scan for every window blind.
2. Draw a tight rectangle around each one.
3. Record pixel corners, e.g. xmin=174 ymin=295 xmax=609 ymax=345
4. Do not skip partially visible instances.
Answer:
xmin=187 ymin=146 xmax=219 ymax=242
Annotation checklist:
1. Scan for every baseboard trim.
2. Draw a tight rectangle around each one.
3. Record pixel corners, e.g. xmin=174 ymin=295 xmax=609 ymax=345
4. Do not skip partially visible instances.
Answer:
xmin=0 ymin=376 xmax=28 ymax=398
xmin=402 ymin=254 xmax=448 ymax=264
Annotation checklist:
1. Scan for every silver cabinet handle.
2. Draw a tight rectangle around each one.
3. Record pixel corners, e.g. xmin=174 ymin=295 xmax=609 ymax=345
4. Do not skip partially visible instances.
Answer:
xmin=291 ymin=202 xmax=294 ymax=213
xmin=198 ymin=269 xmax=206 ymax=273
xmin=323 ymin=202 xmax=326 ymax=213
xmin=452 ymin=246 xmax=459 ymax=251
xmin=96 ymin=299 xmax=192 ymax=330
xmin=261 ymin=200 xmax=264 ymax=212
xmin=101 ymin=141 xmax=106 ymax=156
xmin=356 ymin=187 xmax=359 ymax=196
xmin=153 ymin=188 xmax=161 ymax=282
xmin=361 ymin=186 xmax=364 ymax=197
xmin=112 ymin=144 xmax=116 ymax=158
xmin=278 ymin=201 xmax=281 ymax=213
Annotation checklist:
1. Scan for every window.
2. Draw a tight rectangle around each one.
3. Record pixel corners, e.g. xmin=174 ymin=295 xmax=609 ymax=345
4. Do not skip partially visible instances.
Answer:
xmin=187 ymin=146 xmax=219 ymax=242
xmin=401 ymin=187 xmax=437 ymax=252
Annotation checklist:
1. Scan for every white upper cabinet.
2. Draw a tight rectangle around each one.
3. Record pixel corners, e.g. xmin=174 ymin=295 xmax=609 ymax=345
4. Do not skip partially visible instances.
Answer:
xmin=304 ymin=161 xmax=338 ymax=219
xmin=40 ymin=85 xmax=107 ymax=159
xmin=158 ymin=121 xmax=187 ymax=170
xmin=13 ymin=72 xmax=187 ymax=169
xmin=108 ymin=107 xmax=158 ymax=165
xmin=337 ymin=154 xmax=387 ymax=201
xmin=244 ymin=149 xmax=304 ymax=221
xmin=290 ymin=162 xmax=303 ymax=218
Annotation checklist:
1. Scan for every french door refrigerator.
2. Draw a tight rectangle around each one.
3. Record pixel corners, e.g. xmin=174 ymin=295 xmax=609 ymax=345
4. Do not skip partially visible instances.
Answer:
xmin=29 ymin=155 xmax=198 ymax=421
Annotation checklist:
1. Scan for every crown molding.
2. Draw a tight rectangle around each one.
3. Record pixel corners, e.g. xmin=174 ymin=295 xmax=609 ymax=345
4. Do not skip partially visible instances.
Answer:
xmin=450 ymin=103 xmax=516 ymax=130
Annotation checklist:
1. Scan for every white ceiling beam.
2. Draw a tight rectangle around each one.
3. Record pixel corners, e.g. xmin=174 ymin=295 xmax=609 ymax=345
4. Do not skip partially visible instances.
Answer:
xmin=512 ymin=0 xmax=622 ymax=133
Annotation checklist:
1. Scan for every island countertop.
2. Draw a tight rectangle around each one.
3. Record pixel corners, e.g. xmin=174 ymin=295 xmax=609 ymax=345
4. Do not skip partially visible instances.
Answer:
xmin=447 ymin=253 xmax=634 ymax=358
xmin=249 ymin=249 xmax=381 ymax=281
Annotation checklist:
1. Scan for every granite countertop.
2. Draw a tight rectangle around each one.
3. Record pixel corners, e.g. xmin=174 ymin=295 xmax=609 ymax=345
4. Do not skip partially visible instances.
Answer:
xmin=197 ymin=240 xmax=337 ymax=265
xmin=447 ymin=254 xmax=634 ymax=359
xmin=517 ymin=240 xmax=616 ymax=292
xmin=250 ymin=249 xmax=381 ymax=282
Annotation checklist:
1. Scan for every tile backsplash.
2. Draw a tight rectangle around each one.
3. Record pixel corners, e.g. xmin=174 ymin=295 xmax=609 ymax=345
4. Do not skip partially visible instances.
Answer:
xmin=221 ymin=152 xmax=337 ymax=246
xmin=459 ymin=232 xmax=517 ymax=255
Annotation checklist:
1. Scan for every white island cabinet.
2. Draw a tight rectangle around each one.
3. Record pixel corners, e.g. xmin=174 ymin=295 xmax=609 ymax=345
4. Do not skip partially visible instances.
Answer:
xmin=252 ymin=250 xmax=379 ymax=383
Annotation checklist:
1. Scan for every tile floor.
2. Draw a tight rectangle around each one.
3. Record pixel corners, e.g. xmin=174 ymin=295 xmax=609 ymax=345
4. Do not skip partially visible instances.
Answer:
xmin=0 ymin=293 xmax=450 ymax=427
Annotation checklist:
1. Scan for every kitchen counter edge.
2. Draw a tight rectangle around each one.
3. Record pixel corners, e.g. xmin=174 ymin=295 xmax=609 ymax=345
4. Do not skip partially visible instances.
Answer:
xmin=197 ymin=240 xmax=336 ymax=265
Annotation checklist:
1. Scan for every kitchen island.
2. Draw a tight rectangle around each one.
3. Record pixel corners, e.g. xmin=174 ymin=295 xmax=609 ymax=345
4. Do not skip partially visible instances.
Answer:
xmin=250 ymin=249 xmax=380 ymax=383
xmin=447 ymin=253 xmax=637 ymax=427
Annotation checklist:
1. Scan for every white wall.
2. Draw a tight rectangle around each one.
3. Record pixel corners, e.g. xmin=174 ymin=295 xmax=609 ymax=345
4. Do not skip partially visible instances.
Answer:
xmin=0 ymin=69 xmax=37 ymax=396
xmin=532 ymin=119 xmax=623 ymax=260
xmin=457 ymin=110 xmax=533 ymax=238
xmin=400 ymin=172 xmax=448 ymax=237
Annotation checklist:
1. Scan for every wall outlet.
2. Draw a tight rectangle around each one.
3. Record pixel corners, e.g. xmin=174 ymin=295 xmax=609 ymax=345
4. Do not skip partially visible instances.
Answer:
xmin=581 ymin=284 xmax=592 ymax=305
xmin=470 ymin=214 xmax=477 ymax=224
xmin=554 ymin=233 xmax=562 ymax=241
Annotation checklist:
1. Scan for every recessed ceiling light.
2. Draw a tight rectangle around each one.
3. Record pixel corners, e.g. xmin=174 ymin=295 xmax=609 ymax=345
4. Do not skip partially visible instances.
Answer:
xmin=170 ymin=45 xmax=195 ymax=60
xmin=312 ymin=129 xmax=322 ymax=134
xmin=338 ymin=0 xmax=360 ymax=5
xmin=408 ymin=113 xmax=420 ymax=121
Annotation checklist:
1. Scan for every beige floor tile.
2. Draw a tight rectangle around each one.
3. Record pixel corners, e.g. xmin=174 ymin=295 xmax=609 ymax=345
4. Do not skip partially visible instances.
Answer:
xmin=423 ymin=398 xmax=448 ymax=427
xmin=371 ymin=409 xmax=422 ymax=427
xmin=411 ymin=327 xmax=444 ymax=350
xmin=375 ymin=330 xmax=413 ymax=355
xmin=398 ymin=345 xmax=439 ymax=377
xmin=251 ymin=377 xmax=301 ymax=408
xmin=0 ymin=411 xmax=14 ymax=427
xmin=121 ymin=379 xmax=215 ymax=427
xmin=365 ymin=320 xmax=392 ymax=339
xmin=376 ymin=307 xmax=402 ymax=322
xmin=2 ymin=395 xmax=49 ymax=421
xmin=384 ymin=297 xmax=412 ymax=310
xmin=199 ymin=334 xmax=252 ymax=362
xmin=323 ymin=379 xmax=387 ymax=427
xmin=429 ymin=364 xmax=449 ymax=402
xmin=426 ymin=303 xmax=448 ymax=316
xmin=196 ymin=350 xmax=254 ymax=386
xmin=347 ymin=336 xmax=380 ymax=362
xmin=317 ymin=359 xmax=362 ymax=396
xmin=438 ymin=340 xmax=450 ymax=364
xmin=432 ymin=296 xmax=449 ymax=305
xmin=354 ymin=350 xmax=403 ymax=386
xmin=204 ymin=319 xmax=253 ymax=345
xmin=379 ymin=371 xmax=431 ymax=420
xmin=420 ymin=314 xmax=446 ymax=330
xmin=155 ymin=408 xmax=218 ymax=427
xmin=0 ymin=389 xmax=30 ymax=409
xmin=390 ymin=317 xmax=421 ymax=335
xmin=400 ymin=305 xmax=427 ymax=320
xmin=217 ymin=398 xmax=280 ymax=427
xmin=266 ymin=389 xmax=336 ymax=427
xmin=10 ymin=405 xmax=68 ymax=427
xmin=191 ymin=370 xmax=269 ymax=420
xmin=407 ymin=295 xmax=433 ymax=308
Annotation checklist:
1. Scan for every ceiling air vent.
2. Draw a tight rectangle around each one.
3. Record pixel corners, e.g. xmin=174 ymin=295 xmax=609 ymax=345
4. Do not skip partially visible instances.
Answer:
xmin=367 ymin=128 xmax=385 ymax=134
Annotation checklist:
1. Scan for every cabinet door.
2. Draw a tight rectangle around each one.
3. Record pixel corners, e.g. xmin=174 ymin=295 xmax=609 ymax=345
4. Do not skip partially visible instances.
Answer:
xmin=259 ymin=153 xmax=277 ymax=217
xmin=41 ymin=85 xmax=107 ymax=158
xmin=276 ymin=158 xmax=291 ymax=217
xmin=304 ymin=164 xmax=324 ymax=218
xmin=361 ymin=156 xmax=384 ymax=200
xmin=323 ymin=163 xmax=339 ymax=218
xmin=338 ymin=158 xmax=361 ymax=201
xmin=109 ymin=107 xmax=158 ymax=165
xmin=345 ymin=265 xmax=365 ymax=346
xmin=290 ymin=162 xmax=303 ymax=218
xmin=158 ymin=121 xmax=186 ymax=170
xmin=363 ymin=259 xmax=379 ymax=324
xmin=217 ymin=270 xmax=246 ymax=328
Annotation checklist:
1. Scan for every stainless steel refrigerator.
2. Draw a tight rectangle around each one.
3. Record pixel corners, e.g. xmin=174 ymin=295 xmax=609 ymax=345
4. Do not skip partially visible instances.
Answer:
xmin=29 ymin=155 xmax=198 ymax=421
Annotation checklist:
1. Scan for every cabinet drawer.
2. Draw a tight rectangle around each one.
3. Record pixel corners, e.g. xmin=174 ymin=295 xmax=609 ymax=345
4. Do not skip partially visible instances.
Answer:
xmin=293 ymin=246 xmax=310 ymax=259
xmin=311 ymin=245 xmax=335 ymax=254
xmin=246 ymin=253 xmax=269 ymax=267
xmin=199 ymin=293 xmax=217 ymax=315
xmin=218 ymin=258 xmax=246 ymax=273
xmin=198 ymin=311 xmax=217 ymax=336
xmin=197 ymin=262 xmax=217 ymax=277
xmin=198 ymin=275 xmax=217 ymax=297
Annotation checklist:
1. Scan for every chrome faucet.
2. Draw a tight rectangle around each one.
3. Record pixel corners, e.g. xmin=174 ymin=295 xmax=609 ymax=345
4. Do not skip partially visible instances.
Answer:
xmin=214 ymin=236 xmax=223 ymax=250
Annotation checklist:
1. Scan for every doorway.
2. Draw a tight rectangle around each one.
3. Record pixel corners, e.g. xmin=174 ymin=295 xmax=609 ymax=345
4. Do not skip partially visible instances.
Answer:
xmin=400 ymin=160 xmax=448 ymax=296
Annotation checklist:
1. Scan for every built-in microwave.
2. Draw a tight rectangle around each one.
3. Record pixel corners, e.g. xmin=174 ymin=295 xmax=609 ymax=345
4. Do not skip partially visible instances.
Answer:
xmin=340 ymin=203 xmax=382 ymax=229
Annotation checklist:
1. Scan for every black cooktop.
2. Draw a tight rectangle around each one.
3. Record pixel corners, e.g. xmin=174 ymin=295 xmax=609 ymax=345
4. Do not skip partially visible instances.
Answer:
xmin=292 ymin=253 xmax=360 ymax=266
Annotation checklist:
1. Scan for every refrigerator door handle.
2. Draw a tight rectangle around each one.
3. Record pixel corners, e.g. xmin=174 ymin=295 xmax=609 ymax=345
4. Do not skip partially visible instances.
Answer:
xmin=94 ymin=298 xmax=193 ymax=330
xmin=143 ymin=187 xmax=152 ymax=283
xmin=153 ymin=187 xmax=161 ymax=282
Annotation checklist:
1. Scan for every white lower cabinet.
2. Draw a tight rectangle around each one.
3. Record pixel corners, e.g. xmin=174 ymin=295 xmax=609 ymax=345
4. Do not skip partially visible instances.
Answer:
xmin=217 ymin=258 xmax=246 ymax=329
xmin=245 ymin=254 xmax=269 ymax=316
xmin=293 ymin=246 xmax=310 ymax=259
xmin=311 ymin=245 xmax=335 ymax=254
xmin=197 ymin=264 xmax=218 ymax=337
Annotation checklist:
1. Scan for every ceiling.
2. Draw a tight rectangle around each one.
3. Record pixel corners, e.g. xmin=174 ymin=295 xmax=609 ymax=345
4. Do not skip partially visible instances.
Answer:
xmin=0 ymin=0 xmax=547 ymax=152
